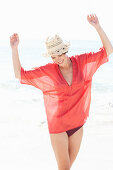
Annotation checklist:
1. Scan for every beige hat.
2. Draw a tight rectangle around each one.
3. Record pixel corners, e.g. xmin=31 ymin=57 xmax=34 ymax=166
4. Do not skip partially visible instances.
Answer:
xmin=43 ymin=34 xmax=70 ymax=57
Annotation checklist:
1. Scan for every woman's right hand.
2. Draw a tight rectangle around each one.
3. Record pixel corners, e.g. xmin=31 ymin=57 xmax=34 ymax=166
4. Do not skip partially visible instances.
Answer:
xmin=10 ymin=33 xmax=19 ymax=49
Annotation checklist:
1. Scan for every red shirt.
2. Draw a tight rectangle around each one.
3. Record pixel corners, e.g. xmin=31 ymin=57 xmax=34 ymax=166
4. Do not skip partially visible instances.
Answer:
xmin=20 ymin=47 xmax=109 ymax=133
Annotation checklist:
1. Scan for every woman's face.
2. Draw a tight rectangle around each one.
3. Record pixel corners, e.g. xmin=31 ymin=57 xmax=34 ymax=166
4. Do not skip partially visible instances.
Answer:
xmin=51 ymin=53 xmax=67 ymax=65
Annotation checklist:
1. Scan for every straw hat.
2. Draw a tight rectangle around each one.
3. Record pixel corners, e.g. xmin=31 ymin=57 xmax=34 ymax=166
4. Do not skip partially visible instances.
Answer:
xmin=43 ymin=34 xmax=70 ymax=57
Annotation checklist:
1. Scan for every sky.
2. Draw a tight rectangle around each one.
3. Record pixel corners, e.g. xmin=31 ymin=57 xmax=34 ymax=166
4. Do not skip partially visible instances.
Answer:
xmin=0 ymin=0 xmax=113 ymax=41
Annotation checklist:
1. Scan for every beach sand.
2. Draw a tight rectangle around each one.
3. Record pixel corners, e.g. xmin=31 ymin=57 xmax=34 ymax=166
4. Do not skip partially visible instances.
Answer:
xmin=0 ymin=89 xmax=113 ymax=170
xmin=0 ymin=113 xmax=113 ymax=170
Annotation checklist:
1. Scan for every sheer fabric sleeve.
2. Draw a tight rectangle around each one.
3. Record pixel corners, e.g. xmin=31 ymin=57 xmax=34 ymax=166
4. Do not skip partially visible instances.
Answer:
xmin=77 ymin=47 xmax=109 ymax=80
xmin=20 ymin=66 xmax=45 ymax=90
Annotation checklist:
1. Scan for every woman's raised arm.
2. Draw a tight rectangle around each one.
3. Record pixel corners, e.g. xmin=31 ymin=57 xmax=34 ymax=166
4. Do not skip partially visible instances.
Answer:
xmin=87 ymin=14 xmax=113 ymax=56
xmin=10 ymin=33 xmax=21 ymax=79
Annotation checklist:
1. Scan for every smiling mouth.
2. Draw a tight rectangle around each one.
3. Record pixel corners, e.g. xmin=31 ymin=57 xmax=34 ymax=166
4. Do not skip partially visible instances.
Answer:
xmin=57 ymin=60 xmax=64 ymax=64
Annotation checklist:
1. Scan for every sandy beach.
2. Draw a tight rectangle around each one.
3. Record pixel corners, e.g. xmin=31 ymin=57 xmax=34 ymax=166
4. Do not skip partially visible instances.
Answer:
xmin=0 ymin=88 xmax=113 ymax=170
xmin=0 ymin=119 xmax=113 ymax=170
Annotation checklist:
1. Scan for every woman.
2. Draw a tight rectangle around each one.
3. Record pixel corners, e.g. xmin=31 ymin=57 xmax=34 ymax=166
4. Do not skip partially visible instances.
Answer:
xmin=10 ymin=14 xmax=113 ymax=170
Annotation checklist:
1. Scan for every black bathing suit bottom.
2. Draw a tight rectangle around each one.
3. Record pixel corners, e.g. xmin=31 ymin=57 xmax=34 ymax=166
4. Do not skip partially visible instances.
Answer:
xmin=66 ymin=124 xmax=84 ymax=137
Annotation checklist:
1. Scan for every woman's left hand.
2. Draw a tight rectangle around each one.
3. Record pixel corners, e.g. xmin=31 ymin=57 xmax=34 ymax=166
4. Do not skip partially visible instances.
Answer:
xmin=87 ymin=14 xmax=100 ymax=29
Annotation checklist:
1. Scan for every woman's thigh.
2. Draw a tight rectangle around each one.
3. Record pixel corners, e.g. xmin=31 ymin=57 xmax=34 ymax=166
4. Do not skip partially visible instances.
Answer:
xmin=68 ymin=126 xmax=83 ymax=167
xmin=49 ymin=132 xmax=70 ymax=170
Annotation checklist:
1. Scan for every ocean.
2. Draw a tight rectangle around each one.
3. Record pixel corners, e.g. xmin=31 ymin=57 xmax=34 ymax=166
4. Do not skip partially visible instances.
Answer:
xmin=0 ymin=39 xmax=113 ymax=170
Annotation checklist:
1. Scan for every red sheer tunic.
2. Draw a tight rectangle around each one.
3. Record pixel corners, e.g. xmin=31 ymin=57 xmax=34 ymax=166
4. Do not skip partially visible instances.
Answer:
xmin=20 ymin=47 xmax=109 ymax=133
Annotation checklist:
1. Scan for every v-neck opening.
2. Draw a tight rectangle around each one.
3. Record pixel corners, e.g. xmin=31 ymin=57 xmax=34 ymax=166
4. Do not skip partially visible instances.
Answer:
xmin=56 ymin=57 xmax=74 ymax=87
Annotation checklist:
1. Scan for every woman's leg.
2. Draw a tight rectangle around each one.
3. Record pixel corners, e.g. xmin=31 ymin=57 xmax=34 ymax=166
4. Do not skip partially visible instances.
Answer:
xmin=49 ymin=126 xmax=83 ymax=170
xmin=50 ymin=132 xmax=70 ymax=170
xmin=68 ymin=126 xmax=83 ymax=168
